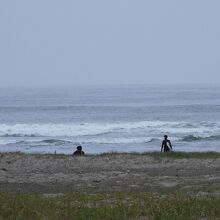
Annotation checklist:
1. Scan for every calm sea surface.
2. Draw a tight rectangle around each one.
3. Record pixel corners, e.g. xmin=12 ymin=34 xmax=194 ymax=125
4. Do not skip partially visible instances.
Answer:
xmin=0 ymin=85 xmax=220 ymax=154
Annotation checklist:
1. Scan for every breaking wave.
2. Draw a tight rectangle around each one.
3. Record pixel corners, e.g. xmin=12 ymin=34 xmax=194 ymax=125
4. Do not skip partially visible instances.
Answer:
xmin=2 ymin=137 xmax=159 ymax=147
xmin=182 ymin=134 xmax=220 ymax=142
xmin=0 ymin=121 xmax=220 ymax=147
xmin=0 ymin=121 xmax=219 ymax=138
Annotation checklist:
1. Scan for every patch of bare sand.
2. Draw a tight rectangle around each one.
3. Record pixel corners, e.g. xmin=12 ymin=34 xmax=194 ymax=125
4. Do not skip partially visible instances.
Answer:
xmin=0 ymin=153 xmax=220 ymax=193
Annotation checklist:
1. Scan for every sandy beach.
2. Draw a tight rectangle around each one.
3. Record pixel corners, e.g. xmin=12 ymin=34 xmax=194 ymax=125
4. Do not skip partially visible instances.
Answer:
xmin=0 ymin=152 xmax=220 ymax=194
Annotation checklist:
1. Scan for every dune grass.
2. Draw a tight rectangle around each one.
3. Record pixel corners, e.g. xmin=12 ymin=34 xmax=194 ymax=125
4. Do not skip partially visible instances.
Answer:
xmin=0 ymin=192 xmax=220 ymax=220
xmin=97 ymin=151 xmax=220 ymax=159
xmin=2 ymin=151 xmax=220 ymax=160
xmin=146 ymin=151 xmax=220 ymax=159
xmin=1 ymin=151 xmax=220 ymax=219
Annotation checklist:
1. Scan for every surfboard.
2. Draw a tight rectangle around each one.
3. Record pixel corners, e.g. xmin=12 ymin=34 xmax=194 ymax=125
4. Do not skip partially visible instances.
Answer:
xmin=167 ymin=141 xmax=172 ymax=151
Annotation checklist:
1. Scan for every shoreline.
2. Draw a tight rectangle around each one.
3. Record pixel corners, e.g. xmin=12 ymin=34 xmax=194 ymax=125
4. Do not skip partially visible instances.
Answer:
xmin=1 ymin=151 xmax=220 ymax=194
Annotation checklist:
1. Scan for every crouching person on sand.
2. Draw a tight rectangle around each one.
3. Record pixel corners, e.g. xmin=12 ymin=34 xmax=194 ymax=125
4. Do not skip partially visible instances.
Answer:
xmin=73 ymin=145 xmax=85 ymax=156
xmin=161 ymin=135 xmax=172 ymax=152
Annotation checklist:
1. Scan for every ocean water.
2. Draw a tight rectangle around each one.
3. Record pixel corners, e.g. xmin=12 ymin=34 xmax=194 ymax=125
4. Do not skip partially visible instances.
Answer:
xmin=0 ymin=84 xmax=220 ymax=154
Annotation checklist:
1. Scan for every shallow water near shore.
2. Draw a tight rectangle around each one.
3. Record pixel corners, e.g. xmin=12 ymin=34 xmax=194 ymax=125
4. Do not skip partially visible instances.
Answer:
xmin=1 ymin=84 xmax=220 ymax=154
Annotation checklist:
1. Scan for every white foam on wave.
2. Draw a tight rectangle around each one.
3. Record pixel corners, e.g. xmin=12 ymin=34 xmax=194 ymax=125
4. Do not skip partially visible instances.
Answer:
xmin=81 ymin=137 xmax=154 ymax=144
xmin=0 ymin=139 xmax=17 ymax=145
xmin=0 ymin=121 xmax=220 ymax=138
xmin=0 ymin=123 xmax=115 ymax=137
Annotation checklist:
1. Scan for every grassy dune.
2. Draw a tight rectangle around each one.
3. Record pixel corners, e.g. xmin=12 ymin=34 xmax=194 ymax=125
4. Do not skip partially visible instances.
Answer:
xmin=6 ymin=150 xmax=220 ymax=159
xmin=98 ymin=151 xmax=220 ymax=159
xmin=146 ymin=151 xmax=220 ymax=159
xmin=0 ymin=192 xmax=220 ymax=220
xmin=1 ymin=151 xmax=220 ymax=219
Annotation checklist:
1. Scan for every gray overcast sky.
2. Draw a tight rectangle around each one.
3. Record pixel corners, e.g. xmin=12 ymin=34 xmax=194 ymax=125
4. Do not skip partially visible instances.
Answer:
xmin=0 ymin=0 xmax=220 ymax=86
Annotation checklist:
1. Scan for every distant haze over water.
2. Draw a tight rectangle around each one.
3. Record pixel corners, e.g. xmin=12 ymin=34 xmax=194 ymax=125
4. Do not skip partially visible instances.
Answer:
xmin=0 ymin=84 xmax=220 ymax=154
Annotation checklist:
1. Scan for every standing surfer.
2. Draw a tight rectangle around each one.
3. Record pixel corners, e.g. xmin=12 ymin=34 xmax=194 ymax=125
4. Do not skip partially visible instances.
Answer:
xmin=161 ymin=135 xmax=172 ymax=152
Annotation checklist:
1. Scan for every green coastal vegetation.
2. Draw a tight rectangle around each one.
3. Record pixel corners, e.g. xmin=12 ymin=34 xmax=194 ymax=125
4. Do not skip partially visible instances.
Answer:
xmin=7 ymin=150 xmax=220 ymax=160
xmin=144 ymin=151 xmax=220 ymax=159
xmin=98 ymin=151 xmax=220 ymax=159
xmin=1 ymin=151 xmax=220 ymax=219
xmin=0 ymin=191 xmax=220 ymax=220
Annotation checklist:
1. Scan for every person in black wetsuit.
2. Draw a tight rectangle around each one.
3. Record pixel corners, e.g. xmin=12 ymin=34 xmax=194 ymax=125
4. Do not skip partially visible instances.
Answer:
xmin=73 ymin=145 xmax=85 ymax=156
xmin=161 ymin=135 xmax=172 ymax=152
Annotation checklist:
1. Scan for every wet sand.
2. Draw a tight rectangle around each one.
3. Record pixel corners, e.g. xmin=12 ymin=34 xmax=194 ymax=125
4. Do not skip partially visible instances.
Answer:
xmin=0 ymin=152 xmax=220 ymax=193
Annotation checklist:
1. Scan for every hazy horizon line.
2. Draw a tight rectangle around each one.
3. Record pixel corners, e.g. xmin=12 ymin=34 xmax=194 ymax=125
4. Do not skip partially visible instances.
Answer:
xmin=1 ymin=82 xmax=220 ymax=89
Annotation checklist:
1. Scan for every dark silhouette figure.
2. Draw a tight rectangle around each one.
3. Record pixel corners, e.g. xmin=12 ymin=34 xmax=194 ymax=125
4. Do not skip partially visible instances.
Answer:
xmin=161 ymin=135 xmax=172 ymax=152
xmin=73 ymin=145 xmax=85 ymax=156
